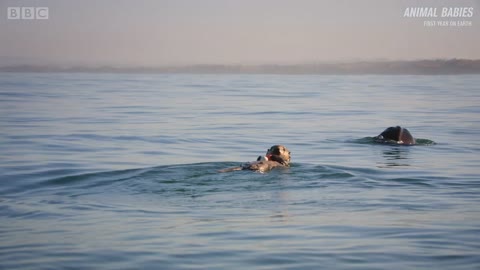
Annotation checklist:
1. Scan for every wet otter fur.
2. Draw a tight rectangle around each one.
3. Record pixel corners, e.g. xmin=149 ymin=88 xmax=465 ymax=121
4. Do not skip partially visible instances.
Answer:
xmin=375 ymin=126 xmax=416 ymax=145
xmin=219 ymin=145 xmax=291 ymax=173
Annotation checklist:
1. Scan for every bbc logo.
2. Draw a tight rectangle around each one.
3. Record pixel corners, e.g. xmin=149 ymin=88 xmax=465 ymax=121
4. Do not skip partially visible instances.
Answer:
xmin=7 ymin=7 xmax=49 ymax=20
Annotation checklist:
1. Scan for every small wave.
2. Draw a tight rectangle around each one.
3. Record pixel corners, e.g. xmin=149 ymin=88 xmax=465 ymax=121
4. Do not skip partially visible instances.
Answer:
xmin=4 ymin=161 xmax=462 ymax=203
xmin=43 ymin=167 xmax=150 ymax=187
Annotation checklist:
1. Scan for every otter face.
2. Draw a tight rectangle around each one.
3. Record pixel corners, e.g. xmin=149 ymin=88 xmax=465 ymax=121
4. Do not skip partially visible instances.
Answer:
xmin=219 ymin=144 xmax=291 ymax=173
xmin=266 ymin=145 xmax=291 ymax=165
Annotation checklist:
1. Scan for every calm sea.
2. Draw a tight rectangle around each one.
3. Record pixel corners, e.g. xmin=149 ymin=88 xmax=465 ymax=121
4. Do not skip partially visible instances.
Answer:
xmin=1 ymin=73 xmax=479 ymax=269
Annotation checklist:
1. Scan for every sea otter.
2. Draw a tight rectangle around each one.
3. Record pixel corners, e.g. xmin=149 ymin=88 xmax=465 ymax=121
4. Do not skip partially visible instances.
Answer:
xmin=375 ymin=126 xmax=416 ymax=145
xmin=219 ymin=145 xmax=291 ymax=173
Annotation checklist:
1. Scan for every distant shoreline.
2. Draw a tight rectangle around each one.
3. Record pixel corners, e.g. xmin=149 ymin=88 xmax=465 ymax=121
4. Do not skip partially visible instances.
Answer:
xmin=1 ymin=59 xmax=479 ymax=75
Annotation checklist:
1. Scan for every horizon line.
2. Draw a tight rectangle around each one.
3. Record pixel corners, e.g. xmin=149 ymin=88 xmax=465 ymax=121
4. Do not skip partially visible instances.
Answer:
xmin=1 ymin=59 xmax=479 ymax=75
xmin=1 ymin=58 xmax=479 ymax=68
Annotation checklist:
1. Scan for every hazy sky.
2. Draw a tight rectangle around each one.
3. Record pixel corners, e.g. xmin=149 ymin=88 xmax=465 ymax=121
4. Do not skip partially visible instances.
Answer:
xmin=1 ymin=0 xmax=479 ymax=66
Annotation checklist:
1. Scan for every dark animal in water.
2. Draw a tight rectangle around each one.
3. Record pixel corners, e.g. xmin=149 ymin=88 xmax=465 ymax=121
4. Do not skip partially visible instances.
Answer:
xmin=375 ymin=126 xmax=416 ymax=145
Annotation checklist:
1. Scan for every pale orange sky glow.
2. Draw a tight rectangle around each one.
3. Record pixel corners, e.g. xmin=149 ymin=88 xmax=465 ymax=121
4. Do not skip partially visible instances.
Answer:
xmin=1 ymin=0 xmax=479 ymax=67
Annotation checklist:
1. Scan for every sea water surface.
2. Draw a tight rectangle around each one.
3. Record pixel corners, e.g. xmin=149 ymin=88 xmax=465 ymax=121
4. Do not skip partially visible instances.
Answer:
xmin=0 ymin=73 xmax=479 ymax=269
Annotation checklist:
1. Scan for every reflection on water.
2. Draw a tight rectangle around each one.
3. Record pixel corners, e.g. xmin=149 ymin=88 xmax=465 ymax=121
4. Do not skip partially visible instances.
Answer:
xmin=268 ymin=189 xmax=292 ymax=224
xmin=379 ymin=146 xmax=411 ymax=168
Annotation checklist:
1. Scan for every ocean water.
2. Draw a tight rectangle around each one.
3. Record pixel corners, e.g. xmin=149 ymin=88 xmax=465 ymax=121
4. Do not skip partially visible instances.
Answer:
xmin=0 ymin=73 xmax=479 ymax=269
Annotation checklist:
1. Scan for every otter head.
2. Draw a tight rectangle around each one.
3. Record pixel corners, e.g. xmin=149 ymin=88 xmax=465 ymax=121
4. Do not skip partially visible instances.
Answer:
xmin=377 ymin=126 xmax=416 ymax=145
xmin=266 ymin=145 xmax=291 ymax=166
